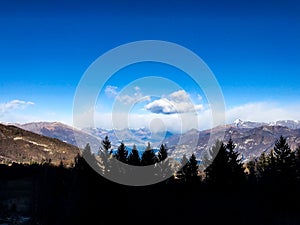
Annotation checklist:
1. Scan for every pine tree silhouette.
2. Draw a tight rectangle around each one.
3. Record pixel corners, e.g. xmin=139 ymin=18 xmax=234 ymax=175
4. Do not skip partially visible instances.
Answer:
xmin=204 ymin=140 xmax=228 ymax=185
xmin=158 ymin=144 xmax=168 ymax=162
xmin=156 ymin=144 xmax=173 ymax=180
xmin=101 ymin=136 xmax=112 ymax=154
xmin=176 ymin=154 xmax=189 ymax=180
xmin=205 ymin=139 xmax=245 ymax=187
xmin=226 ymin=138 xmax=245 ymax=185
xmin=128 ymin=144 xmax=140 ymax=166
xmin=257 ymin=152 xmax=268 ymax=178
xmin=272 ymin=136 xmax=296 ymax=184
xmin=185 ymin=154 xmax=199 ymax=182
xmin=246 ymin=160 xmax=257 ymax=186
xmin=115 ymin=142 xmax=128 ymax=163
xmin=141 ymin=142 xmax=157 ymax=166
xmin=98 ymin=136 xmax=112 ymax=175
xmin=82 ymin=143 xmax=97 ymax=170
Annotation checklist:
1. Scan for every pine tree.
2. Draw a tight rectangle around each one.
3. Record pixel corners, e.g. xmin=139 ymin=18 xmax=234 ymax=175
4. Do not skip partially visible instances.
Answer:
xmin=204 ymin=140 xmax=228 ymax=185
xmin=176 ymin=154 xmax=189 ymax=181
xmin=82 ymin=143 xmax=95 ymax=167
xmin=185 ymin=154 xmax=199 ymax=182
xmin=101 ymin=136 xmax=112 ymax=154
xmin=158 ymin=144 xmax=168 ymax=162
xmin=115 ymin=142 xmax=128 ymax=163
xmin=156 ymin=144 xmax=173 ymax=180
xmin=246 ymin=160 xmax=257 ymax=185
xmin=98 ymin=136 xmax=112 ymax=175
xmin=272 ymin=136 xmax=296 ymax=183
xmin=141 ymin=142 xmax=157 ymax=166
xmin=205 ymin=139 xmax=245 ymax=187
xmin=226 ymin=138 xmax=245 ymax=185
xmin=274 ymin=136 xmax=292 ymax=164
xmin=128 ymin=144 xmax=140 ymax=166
xmin=226 ymin=138 xmax=239 ymax=164
xmin=257 ymin=152 xmax=268 ymax=178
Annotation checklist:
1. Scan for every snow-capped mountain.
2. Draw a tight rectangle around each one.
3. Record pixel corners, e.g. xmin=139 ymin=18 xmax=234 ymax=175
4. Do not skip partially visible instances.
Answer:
xmin=232 ymin=119 xmax=300 ymax=129
xmin=233 ymin=119 xmax=267 ymax=128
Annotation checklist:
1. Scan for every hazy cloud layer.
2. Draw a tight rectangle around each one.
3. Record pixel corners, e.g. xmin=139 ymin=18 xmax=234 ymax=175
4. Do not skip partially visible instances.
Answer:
xmin=0 ymin=100 xmax=34 ymax=115
xmin=145 ymin=90 xmax=203 ymax=114
xmin=105 ymin=85 xmax=150 ymax=105
xmin=225 ymin=102 xmax=300 ymax=123
xmin=79 ymin=102 xmax=300 ymax=133
xmin=104 ymin=85 xmax=118 ymax=98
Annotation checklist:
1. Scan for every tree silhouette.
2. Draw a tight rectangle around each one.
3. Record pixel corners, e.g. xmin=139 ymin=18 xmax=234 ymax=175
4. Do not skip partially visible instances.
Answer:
xmin=101 ymin=136 xmax=112 ymax=154
xmin=272 ymin=136 xmax=296 ymax=184
xmin=176 ymin=154 xmax=189 ymax=181
xmin=226 ymin=138 xmax=245 ymax=185
xmin=274 ymin=136 xmax=293 ymax=163
xmin=246 ymin=160 xmax=257 ymax=186
xmin=185 ymin=154 xmax=199 ymax=182
xmin=257 ymin=152 xmax=268 ymax=178
xmin=128 ymin=144 xmax=140 ymax=166
xmin=205 ymin=139 xmax=245 ymax=187
xmin=115 ymin=142 xmax=128 ymax=164
xmin=158 ymin=144 xmax=168 ymax=162
xmin=81 ymin=143 xmax=97 ymax=170
xmin=98 ymin=136 xmax=112 ymax=175
xmin=204 ymin=140 xmax=228 ymax=185
xmin=156 ymin=144 xmax=173 ymax=180
xmin=141 ymin=142 xmax=157 ymax=166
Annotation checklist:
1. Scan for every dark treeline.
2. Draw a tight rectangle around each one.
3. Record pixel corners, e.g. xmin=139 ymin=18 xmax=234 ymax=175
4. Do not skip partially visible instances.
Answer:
xmin=1 ymin=135 xmax=300 ymax=225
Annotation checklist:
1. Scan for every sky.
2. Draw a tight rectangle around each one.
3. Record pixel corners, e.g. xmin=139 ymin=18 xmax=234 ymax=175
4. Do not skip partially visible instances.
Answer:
xmin=0 ymin=0 xmax=300 ymax=132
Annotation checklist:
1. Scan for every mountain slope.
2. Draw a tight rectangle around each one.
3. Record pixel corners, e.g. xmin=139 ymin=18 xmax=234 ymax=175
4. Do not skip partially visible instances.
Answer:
xmin=17 ymin=122 xmax=102 ymax=153
xmin=0 ymin=123 xmax=80 ymax=166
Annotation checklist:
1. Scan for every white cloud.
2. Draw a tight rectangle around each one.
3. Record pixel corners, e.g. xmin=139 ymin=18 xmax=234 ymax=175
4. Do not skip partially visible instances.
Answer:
xmin=0 ymin=99 xmax=36 ymax=124
xmin=104 ymin=85 xmax=150 ymax=105
xmin=197 ymin=94 xmax=203 ymax=101
xmin=134 ymin=86 xmax=140 ymax=91
xmin=105 ymin=85 xmax=118 ymax=98
xmin=116 ymin=86 xmax=150 ymax=105
xmin=226 ymin=102 xmax=300 ymax=123
xmin=0 ymin=100 xmax=34 ymax=115
xmin=145 ymin=90 xmax=203 ymax=114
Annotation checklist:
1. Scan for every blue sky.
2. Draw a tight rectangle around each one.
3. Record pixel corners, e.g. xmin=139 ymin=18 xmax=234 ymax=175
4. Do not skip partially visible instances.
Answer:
xmin=1 ymin=0 xmax=300 ymax=131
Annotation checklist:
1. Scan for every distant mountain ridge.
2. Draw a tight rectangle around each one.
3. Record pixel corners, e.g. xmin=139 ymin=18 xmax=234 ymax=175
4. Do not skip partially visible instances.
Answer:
xmin=165 ymin=124 xmax=300 ymax=161
xmin=232 ymin=119 xmax=300 ymax=129
xmin=12 ymin=119 xmax=300 ymax=162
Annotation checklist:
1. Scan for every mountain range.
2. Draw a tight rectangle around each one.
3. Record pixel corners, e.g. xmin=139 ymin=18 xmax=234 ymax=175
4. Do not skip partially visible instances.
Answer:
xmin=2 ymin=119 xmax=300 ymax=164
xmin=166 ymin=123 xmax=300 ymax=161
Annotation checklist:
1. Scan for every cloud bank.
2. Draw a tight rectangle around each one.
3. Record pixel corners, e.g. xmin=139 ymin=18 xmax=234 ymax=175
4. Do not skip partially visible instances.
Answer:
xmin=105 ymin=85 xmax=150 ymax=105
xmin=104 ymin=85 xmax=118 ymax=98
xmin=74 ymin=102 xmax=300 ymax=133
xmin=145 ymin=90 xmax=203 ymax=114
xmin=0 ymin=100 xmax=34 ymax=116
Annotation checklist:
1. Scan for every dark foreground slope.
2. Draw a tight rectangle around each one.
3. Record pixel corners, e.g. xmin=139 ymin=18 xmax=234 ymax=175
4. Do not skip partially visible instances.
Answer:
xmin=1 ymin=161 xmax=300 ymax=225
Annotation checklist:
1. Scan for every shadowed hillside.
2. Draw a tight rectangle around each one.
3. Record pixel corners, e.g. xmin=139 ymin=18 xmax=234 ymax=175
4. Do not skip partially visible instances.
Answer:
xmin=0 ymin=124 xmax=80 ymax=166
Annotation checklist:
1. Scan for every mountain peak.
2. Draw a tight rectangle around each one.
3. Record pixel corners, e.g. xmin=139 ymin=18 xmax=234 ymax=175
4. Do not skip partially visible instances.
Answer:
xmin=234 ymin=119 xmax=243 ymax=125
